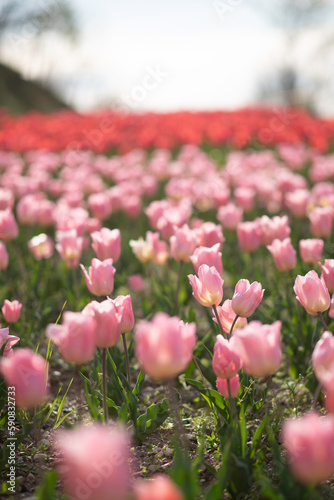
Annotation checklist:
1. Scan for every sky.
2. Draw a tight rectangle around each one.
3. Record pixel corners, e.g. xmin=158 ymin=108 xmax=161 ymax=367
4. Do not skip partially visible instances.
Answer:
xmin=1 ymin=0 xmax=333 ymax=115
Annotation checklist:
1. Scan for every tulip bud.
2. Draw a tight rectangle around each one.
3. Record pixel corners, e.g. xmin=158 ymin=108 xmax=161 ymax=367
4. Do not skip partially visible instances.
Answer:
xmin=294 ymin=270 xmax=330 ymax=316
xmin=91 ymin=227 xmax=121 ymax=262
xmin=80 ymin=258 xmax=116 ymax=296
xmin=188 ymin=264 xmax=224 ymax=308
xmin=216 ymin=374 xmax=240 ymax=398
xmin=2 ymin=300 xmax=22 ymax=323
xmin=212 ymin=335 xmax=242 ymax=379
xmin=299 ymin=239 xmax=324 ymax=265
xmin=233 ymin=321 xmax=282 ymax=378
xmin=190 ymin=244 xmax=223 ymax=276
xmin=231 ymin=279 xmax=264 ymax=318
xmin=112 ymin=295 xmax=135 ymax=334
xmin=267 ymin=238 xmax=296 ymax=272
xmin=312 ymin=331 xmax=334 ymax=382
xmin=319 ymin=259 xmax=334 ymax=294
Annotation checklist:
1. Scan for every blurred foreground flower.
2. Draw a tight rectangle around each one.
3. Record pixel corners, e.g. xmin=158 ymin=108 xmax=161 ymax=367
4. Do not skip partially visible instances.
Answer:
xmin=54 ymin=424 xmax=132 ymax=500
xmin=0 ymin=348 xmax=48 ymax=409
xmin=134 ymin=474 xmax=184 ymax=500
xmin=282 ymin=412 xmax=334 ymax=484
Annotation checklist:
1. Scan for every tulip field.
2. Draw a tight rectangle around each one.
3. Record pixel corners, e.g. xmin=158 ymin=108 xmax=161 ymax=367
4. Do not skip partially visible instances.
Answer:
xmin=2 ymin=107 xmax=334 ymax=499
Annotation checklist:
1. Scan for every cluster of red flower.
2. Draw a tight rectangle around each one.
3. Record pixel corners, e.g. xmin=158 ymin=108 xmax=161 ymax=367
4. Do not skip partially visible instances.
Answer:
xmin=0 ymin=107 xmax=333 ymax=153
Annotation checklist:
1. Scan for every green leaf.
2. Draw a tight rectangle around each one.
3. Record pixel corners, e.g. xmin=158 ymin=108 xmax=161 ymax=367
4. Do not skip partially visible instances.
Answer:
xmin=133 ymin=370 xmax=145 ymax=396
xmin=186 ymin=379 xmax=229 ymax=422
xmin=250 ymin=415 xmax=267 ymax=460
xmin=53 ymin=378 xmax=73 ymax=428
xmin=36 ymin=470 xmax=58 ymax=500
xmin=136 ymin=398 xmax=169 ymax=444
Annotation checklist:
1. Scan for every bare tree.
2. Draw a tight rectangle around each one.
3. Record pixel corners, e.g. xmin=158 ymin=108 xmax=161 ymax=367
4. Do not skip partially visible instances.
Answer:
xmin=253 ymin=0 xmax=334 ymax=112
xmin=0 ymin=0 xmax=77 ymax=41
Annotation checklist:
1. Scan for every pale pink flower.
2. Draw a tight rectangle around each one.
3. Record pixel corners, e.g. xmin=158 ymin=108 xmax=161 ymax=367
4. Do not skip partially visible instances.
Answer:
xmin=188 ymin=264 xmax=224 ymax=307
xmin=80 ymin=258 xmax=116 ymax=296
xmin=282 ymin=412 xmax=334 ymax=484
xmin=135 ymin=313 xmax=196 ymax=380
xmin=233 ymin=321 xmax=282 ymax=378
xmin=299 ymin=239 xmax=324 ymax=265
xmin=231 ymin=279 xmax=264 ymax=318
xmin=294 ymin=270 xmax=330 ymax=316
xmin=0 ymin=348 xmax=48 ymax=409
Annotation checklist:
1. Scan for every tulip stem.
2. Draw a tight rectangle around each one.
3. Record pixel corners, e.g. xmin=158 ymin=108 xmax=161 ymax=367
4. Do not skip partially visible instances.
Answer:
xmin=175 ymin=260 xmax=184 ymax=315
xmin=213 ymin=304 xmax=227 ymax=339
xmin=227 ymin=380 xmax=237 ymax=422
xmin=122 ymin=333 xmax=131 ymax=384
xmin=102 ymin=348 xmax=108 ymax=423
xmin=318 ymin=311 xmax=329 ymax=331
xmin=312 ymin=382 xmax=323 ymax=410
xmin=229 ymin=314 xmax=239 ymax=336
xmin=166 ymin=378 xmax=188 ymax=456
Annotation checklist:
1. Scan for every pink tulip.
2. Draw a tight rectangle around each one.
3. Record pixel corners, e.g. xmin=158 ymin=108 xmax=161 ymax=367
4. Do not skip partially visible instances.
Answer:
xmin=0 ymin=242 xmax=9 ymax=270
xmin=170 ymin=224 xmax=198 ymax=263
xmin=28 ymin=233 xmax=54 ymax=260
xmin=212 ymin=300 xmax=247 ymax=335
xmin=91 ymin=228 xmax=121 ymax=262
xmin=146 ymin=232 xmax=169 ymax=265
xmin=129 ymin=233 xmax=156 ymax=263
xmin=0 ymin=348 xmax=48 ymax=409
xmin=112 ymin=295 xmax=135 ymax=334
xmin=0 ymin=209 xmax=18 ymax=241
xmin=0 ymin=327 xmax=19 ymax=358
xmin=294 ymin=270 xmax=330 ymax=316
xmin=212 ymin=335 xmax=242 ymax=379
xmin=217 ymin=203 xmax=243 ymax=231
xmin=237 ymin=220 xmax=262 ymax=252
xmin=46 ymin=311 xmax=96 ymax=364
xmin=216 ymin=374 xmax=240 ymax=398
xmin=330 ymin=294 xmax=334 ymax=319
xmin=234 ymin=187 xmax=255 ymax=212
xmin=233 ymin=321 xmax=282 ymax=378
xmin=299 ymin=239 xmax=324 ymax=265
xmin=231 ymin=279 xmax=264 ymax=318
xmin=88 ymin=192 xmax=112 ymax=220
xmin=127 ymin=274 xmax=145 ymax=292
xmin=196 ymin=222 xmax=225 ymax=248
xmin=135 ymin=313 xmax=196 ymax=380
xmin=54 ymin=424 xmax=132 ymax=500
xmin=282 ymin=412 xmax=334 ymax=484
xmin=56 ymin=229 xmax=84 ymax=268
xmin=309 ymin=206 xmax=333 ymax=238
xmin=319 ymin=259 xmax=334 ymax=294
xmin=134 ymin=474 xmax=184 ymax=500
xmin=285 ymin=189 xmax=309 ymax=218
xmin=267 ymin=238 xmax=296 ymax=272
xmin=190 ymin=243 xmax=223 ymax=276
xmin=2 ymin=300 xmax=22 ymax=323
xmin=312 ymin=331 xmax=334 ymax=382
xmin=83 ymin=300 xmax=121 ymax=348
xmin=188 ymin=264 xmax=224 ymax=307
xmin=81 ymin=258 xmax=116 ymax=296
xmin=259 ymin=215 xmax=291 ymax=246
